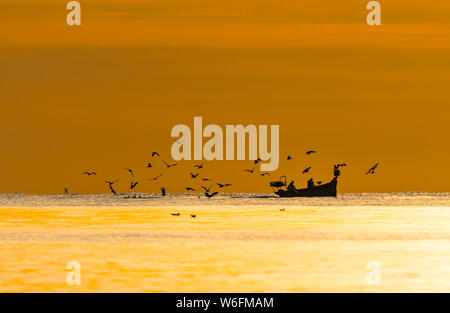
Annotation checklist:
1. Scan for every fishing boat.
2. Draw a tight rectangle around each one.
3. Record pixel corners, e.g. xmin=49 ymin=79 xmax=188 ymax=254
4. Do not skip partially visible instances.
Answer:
xmin=270 ymin=176 xmax=338 ymax=198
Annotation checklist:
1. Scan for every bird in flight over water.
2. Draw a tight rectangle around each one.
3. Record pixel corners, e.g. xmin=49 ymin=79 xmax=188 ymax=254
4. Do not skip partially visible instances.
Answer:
xmin=194 ymin=163 xmax=204 ymax=169
xmin=287 ymin=155 xmax=293 ymax=161
xmin=105 ymin=180 xmax=118 ymax=195
xmin=205 ymin=192 xmax=219 ymax=198
xmin=366 ymin=163 xmax=379 ymax=174
xmin=190 ymin=173 xmax=199 ymax=178
xmin=148 ymin=174 xmax=163 ymax=181
xmin=152 ymin=152 xmax=160 ymax=157
xmin=83 ymin=172 xmax=96 ymax=176
xmin=201 ymin=186 xmax=212 ymax=192
xmin=260 ymin=172 xmax=270 ymax=176
xmin=244 ymin=166 xmax=255 ymax=174
xmin=185 ymin=187 xmax=195 ymax=191
xmin=306 ymin=150 xmax=316 ymax=155
xmin=217 ymin=183 xmax=232 ymax=188
xmin=302 ymin=167 xmax=311 ymax=174
xmin=124 ymin=168 xmax=134 ymax=177
xmin=163 ymin=161 xmax=177 ymax=168
xmin=130 ymin=181 xmax=139 ymax=189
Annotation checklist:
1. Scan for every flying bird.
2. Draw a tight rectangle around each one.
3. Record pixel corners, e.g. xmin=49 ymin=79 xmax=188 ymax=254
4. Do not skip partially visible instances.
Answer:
xmin=201 ymin=186 xmax=212 ymax=192
xmin=170 ymin=213 xmax=180 ymax=216
xmin=152 ymin=152 xmax=160 ymax=157
xmin=287 ymin=155 xmax=293 ymax=161
xmin=124 ymin=168 xmax=134 ymax=177
xmin=161 ymin=187 xmax=166 ymax=196
xmin=148 ymin=174 xmax=163 ymax=181
xmin=163 ymin=161 xmax=177 ymax=168
xmin=130 ymin=181 xmax=139 ymax=189
xmin=190 ymin=173 xmax=199 ymax=178
xmin=205 ymin=192 xmax=219 ymax=198
xmin=260 ymin=172 xmax=270 ymax=176
xmin=244 ymin=166 xmax=255 ymax=174
xmin=254 ymin=158 xmax=262 ymax=164
xmin=194 ymin=163 xmax=204 ymax=169
xmin=105 ymin=180 xmax=118 ymax=195
xmin=147 ymin=163 xmax=152 ymax=168
xmin=190 ymin=214 xmax=196 ymax=218
xmin=185 ymin=187 xmax=195 ymax=191
xmin=302 ymin=167 xmax=311 ymax=174
xmin=306 ymin=150 xmax=316 ymax=155
xmin=202 ymin=178 xmax=212 ymax=181
xmin=217 ymin=183 xmax=231 ymax=188
xmin=83 ymin=172 xmax=96 ymax=176
xmin=366 ymin=163 xmax=379 ymax=174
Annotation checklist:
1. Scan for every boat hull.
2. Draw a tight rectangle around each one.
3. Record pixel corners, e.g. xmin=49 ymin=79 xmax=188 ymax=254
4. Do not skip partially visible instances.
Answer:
xmin=275 ymin=178 xmax=337 ymax=198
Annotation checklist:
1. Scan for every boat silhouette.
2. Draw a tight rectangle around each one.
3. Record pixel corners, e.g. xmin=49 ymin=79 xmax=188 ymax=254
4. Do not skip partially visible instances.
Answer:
xmin=270 ymin=165 xmax=341 ymax=198
xmin=270 ymin=176 xmax=337 ymax=197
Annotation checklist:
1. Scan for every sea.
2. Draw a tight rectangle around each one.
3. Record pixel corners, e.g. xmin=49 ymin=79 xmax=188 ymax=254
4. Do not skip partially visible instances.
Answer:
xmin=0 ymin=192 xmax=449 ymax=292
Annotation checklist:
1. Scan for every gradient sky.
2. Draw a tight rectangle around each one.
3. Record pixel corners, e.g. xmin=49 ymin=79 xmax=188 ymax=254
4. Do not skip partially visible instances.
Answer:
xmin=0 ymin=0 xmax=449 ymax=194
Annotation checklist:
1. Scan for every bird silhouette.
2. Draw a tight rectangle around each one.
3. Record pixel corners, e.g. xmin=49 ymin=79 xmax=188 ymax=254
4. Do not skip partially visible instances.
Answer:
xmin=205 ymin=192 xmax=219 ymax=198
xmin=152 ymin=152 xmax=160 ymax=157
xmin=190 ymin=173 xmax=199 ymax=178
xmin=147 ymin=163 xmax=152 ymax=168
xmin=366 ymin=163 xmax=379 ymax=174
xmin=124 ymin=168 xmax=134 ymax=177
xmin=185 ymin=187 xmax=195 ymax=191
xmin=244 ymin=166 xmax=255 ymax=174
xmin=202 ymin=178 xmax=212 ymax=181
xmin=201 ymin=186 xmax=212 ymax=192
xmin=302 ymin=167 xmax=311 ymax=174
xmin=194 ymin=163 xmax=204 ymax=169
xmin=254 ymin=158 xmax=262 ymax=164
xmin=190 ymin=214 xmax=196 ymax=218
xmin=217 ymin=183 xmax=231 ymax=188
xmin=130 ymin=181 xmax=139 ymax=189
xmin=163 ymin=161 xmax=177 ymax=168
xmin=306 ymin=150 xmax=316 ymax=155
xmin=287 ymin=155 xmax=293 ymax=161
xmin=105 ymin=180 xmax=118 ymax=195
xmin=170 ymin=212 xmax=180 ymax=216
xmin=161 ymin=187 xmax=166 ymax=196
xmin=260 ymin=172 xmax=270 ymax=176
xmin=148 ymin=173 xmax=163 ymax=181
xmin=335 ymin=163 xmax=347 ymax=168
xmin=83 ymin=172 xmax=96 ymax=176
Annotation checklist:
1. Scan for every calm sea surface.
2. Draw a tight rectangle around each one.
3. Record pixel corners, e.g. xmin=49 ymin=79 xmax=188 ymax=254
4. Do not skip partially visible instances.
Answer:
xmin=0 ymin=193 xmax=449 ymax=292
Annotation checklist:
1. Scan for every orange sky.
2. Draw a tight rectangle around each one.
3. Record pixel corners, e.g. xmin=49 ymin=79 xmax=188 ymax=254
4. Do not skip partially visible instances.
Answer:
xmin=0 ymin=0 xmax=449 ymax=194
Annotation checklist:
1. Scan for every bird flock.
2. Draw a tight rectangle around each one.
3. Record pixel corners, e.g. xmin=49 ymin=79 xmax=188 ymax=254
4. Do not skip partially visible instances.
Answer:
xmin=80 ymin=151 xmax=234 ymax=198
xmin=77 ymin=150 xmax=380 ymax=197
